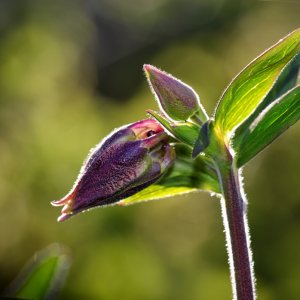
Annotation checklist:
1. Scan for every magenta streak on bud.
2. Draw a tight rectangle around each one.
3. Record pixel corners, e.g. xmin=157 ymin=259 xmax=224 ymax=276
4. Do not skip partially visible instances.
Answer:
xmin=144 ymin=64 xmax=207 ymax=122
xmin=52 ymin=119 xmax=175 ymax=222
xmin=130 ymin=118 xmax=164 ymax=138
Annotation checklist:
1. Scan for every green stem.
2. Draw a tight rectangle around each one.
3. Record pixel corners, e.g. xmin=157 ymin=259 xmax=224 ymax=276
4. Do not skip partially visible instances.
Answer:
xmin=214 ymin=150 xmax=255 ymax=300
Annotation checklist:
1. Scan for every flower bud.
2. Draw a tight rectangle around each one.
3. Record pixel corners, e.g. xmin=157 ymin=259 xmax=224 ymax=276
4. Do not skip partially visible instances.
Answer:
xmin=144 ymin=64 xmax=208 ymax=122
xmin=52 ymin=119 xmax=175 ymax=222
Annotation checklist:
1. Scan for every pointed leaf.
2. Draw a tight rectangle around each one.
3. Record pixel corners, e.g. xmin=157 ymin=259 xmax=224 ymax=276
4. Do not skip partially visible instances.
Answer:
xmin=192 ymin=120 xmax=211 ymax=158
xmin=118 ymin=185 xmax=198 ymax=205
xmin=118 ymin=144 xmax=220 ymax=205
xmin=262 ymin=52 xmax=300 ymax=103
xmin=148 ymin=109 xmax=199 ymax=147
xmin=214 ymin=29 xmax=300 ymax=135
xmin=234 ymin=52 xmax=300 ymax=145
xmin=235 ymin=85 xmax=300 ymax=167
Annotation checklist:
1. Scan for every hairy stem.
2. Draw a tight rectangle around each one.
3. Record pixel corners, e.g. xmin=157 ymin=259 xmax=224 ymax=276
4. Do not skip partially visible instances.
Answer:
xmin=215 ymin=152 xmax=255 ymax=300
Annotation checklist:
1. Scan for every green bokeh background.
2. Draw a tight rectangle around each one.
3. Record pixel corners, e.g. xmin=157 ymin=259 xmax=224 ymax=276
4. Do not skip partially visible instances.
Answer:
xmin=1 ymin=0 xmax=300 ymax=299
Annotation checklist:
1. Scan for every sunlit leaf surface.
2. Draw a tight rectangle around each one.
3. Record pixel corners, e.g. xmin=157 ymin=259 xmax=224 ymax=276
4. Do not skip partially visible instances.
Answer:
xmin=234 ymin=52 xmax=300 ymax=146
xmin=235 ymin=86 xmax=300 ymax=167
xmin=215 ymin=29 xmax=300 ymax=135
xmin=148 ymin=109 xmax=199 ymax=147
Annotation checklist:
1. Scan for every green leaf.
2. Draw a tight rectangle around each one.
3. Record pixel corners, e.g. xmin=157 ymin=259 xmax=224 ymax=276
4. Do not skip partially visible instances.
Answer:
xmin=118 ymin=144 xmax=220 ymax=206
xmin=234 ymin=52 xmax=300 ymax=146
xmin=6 ymin=244 xmax=71 ymax=300
xmin=235 ymin=85 xmax=300 ymax=167
xmin=118 ymin=185 xmax=198 ymax=205
xmin=148 ymin=109 xmax=199 ymax=147
xmin=214 ymin=29 xmax=300 ymax=135
xmin=262 ymin=52 xmax=300 ymax=104
xmin=192 ymin=120 xmax=211 ymax=158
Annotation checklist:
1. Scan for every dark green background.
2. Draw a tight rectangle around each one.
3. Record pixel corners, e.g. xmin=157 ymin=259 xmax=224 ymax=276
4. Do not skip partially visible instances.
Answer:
xmin=0 ymin=0 xmax=300 ymax=299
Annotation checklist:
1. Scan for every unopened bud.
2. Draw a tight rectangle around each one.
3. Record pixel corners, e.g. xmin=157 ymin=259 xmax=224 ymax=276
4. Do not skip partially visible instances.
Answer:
xmin=144 ymin=64 xmax=208 ymax=122
xmin=52 ymin=119 xmax=175 ymax=222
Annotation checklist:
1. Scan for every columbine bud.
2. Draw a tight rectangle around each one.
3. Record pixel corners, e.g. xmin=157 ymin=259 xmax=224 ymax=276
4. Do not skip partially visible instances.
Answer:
xmin=52 ymin=119 xmax=175 ymax=222
xmin=144 ymin=64 xmax=208 ymax=122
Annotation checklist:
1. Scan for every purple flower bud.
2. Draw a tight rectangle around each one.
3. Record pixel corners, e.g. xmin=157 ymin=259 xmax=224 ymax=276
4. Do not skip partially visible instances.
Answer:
xmin=144 ymin=64 xmax=208 ymax=122
xmin=52 ymin=119 xmax=175 ymax=222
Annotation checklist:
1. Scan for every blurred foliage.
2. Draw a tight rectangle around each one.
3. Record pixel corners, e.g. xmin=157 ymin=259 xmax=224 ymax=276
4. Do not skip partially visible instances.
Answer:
xmin=5 ymin=244 xmax=71 ymax=300
xmin=0 ymin=0 xmax=300 ymax=299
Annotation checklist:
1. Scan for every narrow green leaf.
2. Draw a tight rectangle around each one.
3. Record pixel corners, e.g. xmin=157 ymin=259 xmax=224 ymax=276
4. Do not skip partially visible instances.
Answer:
xmin=235 ymin=85 xmax=300 ymax=167
xmin=262 ymin=52 xmax=300 ymax=104
xmin=118 ymin=185 xmax=198 ymax=206
xmin=148 ymin=109 xmax=199 ymax=147
xmin=6 ymin=244 xmax=71 ymax=300
xmin=192 ymin=120 xmax=211 ymax=158
xmin=118 ymin=144 xmax=220 ymax=206
xmin=214 ymin=29 xmax=300 ymax=135
xmin=234 ymin=52 xmax=300 ymax=147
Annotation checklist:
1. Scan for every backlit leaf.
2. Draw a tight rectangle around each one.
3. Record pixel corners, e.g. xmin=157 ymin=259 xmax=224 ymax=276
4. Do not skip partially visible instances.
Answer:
xmin=214 ymin=29 xmax=300 ymax=136
xmin=235 ymin=85 xmax=300 ymax=167
xmin=148 ymin=109 xmax=199 ymax=147
xmin=234 ymin=52 xmax=300 ymax=146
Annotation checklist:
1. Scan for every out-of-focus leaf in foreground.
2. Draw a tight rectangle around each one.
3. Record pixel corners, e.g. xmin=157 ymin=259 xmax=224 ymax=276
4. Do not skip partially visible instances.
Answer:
xmin=234 ymin=86 xmax=300 ymax=167
xmin=5 ymin=244 xmax=71 ymax=300
xmin=214 ymin=29 xmax=300 ymax=136
xmin=119 ymin=144 xmax=220 ymax=206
